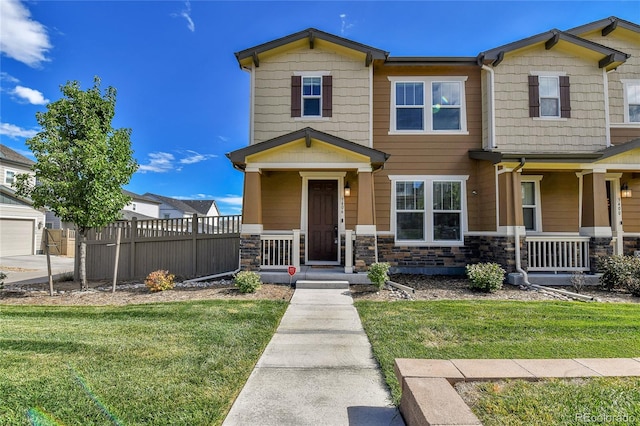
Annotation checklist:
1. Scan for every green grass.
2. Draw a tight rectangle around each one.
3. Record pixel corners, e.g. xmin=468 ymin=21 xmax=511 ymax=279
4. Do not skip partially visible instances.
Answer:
xmin=462 ymin=377 xmax=640 ymax=426
xmin=0 ymin=300 xmax=288 ymax=425
xmin=355 ymin=300 xmax=640 ymax=405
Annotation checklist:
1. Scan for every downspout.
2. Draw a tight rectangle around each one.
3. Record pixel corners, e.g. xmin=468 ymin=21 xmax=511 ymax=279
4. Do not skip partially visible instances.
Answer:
xmin=511 ymin=158 xmax=529 ymax=285
xmin=481 ymin=65 xmax=496 ymax=149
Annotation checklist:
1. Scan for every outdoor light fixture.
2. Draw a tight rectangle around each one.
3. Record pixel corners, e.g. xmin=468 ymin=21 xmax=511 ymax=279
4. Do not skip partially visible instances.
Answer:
xmin=621 ymin=183 xmax=632 ymax=198
xmin=344 ymin=182 xmax=351 ymax=197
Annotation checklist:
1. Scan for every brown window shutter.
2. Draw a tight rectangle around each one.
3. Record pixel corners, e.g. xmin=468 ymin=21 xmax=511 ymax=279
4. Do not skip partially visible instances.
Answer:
xmin=291 ymin=76 xmax=301 ymax=117
xmin=322 ymin=75 xmax=332 ymax=117
xmin=559 ymin=76 xmax=571 ymax=118
xmin=528 ymin=75 xmax=540 ymax=117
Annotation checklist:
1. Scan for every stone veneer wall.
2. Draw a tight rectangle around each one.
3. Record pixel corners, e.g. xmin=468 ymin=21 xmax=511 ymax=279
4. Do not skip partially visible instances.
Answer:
xmin=355 ymin=235 xmax=376 ymax=272
xmin=240 ymin=234 xmax=261 ymax=271
xmin=623 ymin=237 xmax=640 ymax=257
xmin=467 ymin=236 xmax=527 ymax=274
xmin=589 ymin=237 xmax=613 ymax=273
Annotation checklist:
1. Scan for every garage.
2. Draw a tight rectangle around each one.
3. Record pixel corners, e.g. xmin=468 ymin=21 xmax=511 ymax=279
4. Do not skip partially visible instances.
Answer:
xmin=0 ymin=218 xmax=34 ymax=256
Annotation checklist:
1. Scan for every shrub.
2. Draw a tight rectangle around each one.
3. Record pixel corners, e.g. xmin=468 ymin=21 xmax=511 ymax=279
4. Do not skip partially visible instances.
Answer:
xmin=570 ymin=271 xmax=586 ymax=294
xmin=599 ymin=255 xmax=640 ymax=291
xmin=234 ymin=271 xmax=261 ymax=293
xmin=0 ymin=271 xmax=6 ymax=290
xmin=466 ymin=262 xmax=505 ymax=293
xmin=144 ymin=270 xmax=175 ymax=292
xmin=368 ymin=262 xmax=391 ymax=291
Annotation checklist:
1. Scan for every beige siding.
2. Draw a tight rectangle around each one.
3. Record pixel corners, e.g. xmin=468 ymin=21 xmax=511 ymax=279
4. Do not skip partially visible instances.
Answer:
xmin=493 ymin=44 xmax=607 ymax=153
xmin=621 ymin=174 xmax=640 ymax=233
xmin=578 ymin=29 xmax=640 ymax=126
xmin=261 ymin=172 xmax=302 ymax=230
xmin=253 ymin=46 xmax=370 ymax=145
xmin=372 ymin=65 xmax=483 ymax=232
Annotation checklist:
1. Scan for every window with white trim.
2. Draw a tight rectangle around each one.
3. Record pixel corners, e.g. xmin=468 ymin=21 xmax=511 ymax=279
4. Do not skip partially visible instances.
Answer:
xmin=389 ymin=77 xmax=467 ymax=133
xmin=302 ymin=76 xmax=322 ymax=117
xmin=5 ymin=170 xmax=16 ymax=185
xmin=391 ymin=176 xmax=468 ymax=244
xmin=521 ymin=176 xmax=543 ymax=232
xmin=539 ymin=76 xmax=560 ymax=117
xmin=622 ymin=80 xmax=640 ymax=123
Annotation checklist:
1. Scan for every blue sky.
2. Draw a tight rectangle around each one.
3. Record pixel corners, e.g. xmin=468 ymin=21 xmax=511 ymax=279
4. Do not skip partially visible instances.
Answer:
xmin=1 ymin=0 xmax=638 ymax=215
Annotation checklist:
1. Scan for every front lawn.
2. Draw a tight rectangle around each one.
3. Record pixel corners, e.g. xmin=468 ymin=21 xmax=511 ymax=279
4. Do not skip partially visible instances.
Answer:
xmin=355 ymin=300 xmax=640 ymax=405
xmin=0 ymin=300 xmax=288 ymax=425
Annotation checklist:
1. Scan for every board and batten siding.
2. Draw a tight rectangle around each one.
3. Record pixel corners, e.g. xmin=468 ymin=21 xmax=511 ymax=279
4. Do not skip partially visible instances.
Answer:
xmin=492 ymin=45 xmax=607 ymax=153
xmin=578 ymin=29 xmax=640 ymax=128
xmin=371 ymin=64 xmax=485 ymax=232
xmin=253 ymin=46 xmax=371 ymax=146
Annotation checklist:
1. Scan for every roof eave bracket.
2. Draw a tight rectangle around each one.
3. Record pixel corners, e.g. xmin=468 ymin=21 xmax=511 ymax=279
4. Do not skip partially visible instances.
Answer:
xmin=305 ymin=129 xmax=312 ymax=147
xmin=545 ymin=32 xmax=560 ymax=50
xmin=602 ymin=19 xmax=618 ymax=36
xmin=252 ymin=51 xmax=259 ymax=68
xmin=365 ymin=51 xmax=373 ymax=67
xmin=308 ymin=30 xmax=315 ymax=49
xmin=599 ymin=53 xmax=615 ymax=69
xmin=492 ymin=51 xmax=504 ymax=67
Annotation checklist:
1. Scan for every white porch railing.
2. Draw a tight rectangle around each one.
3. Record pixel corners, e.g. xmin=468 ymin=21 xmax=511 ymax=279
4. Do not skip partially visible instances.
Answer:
xmin=260 ymin=230 xmax=300 ymax=270
xmin=526 ymin=236 xmax=590 ymax=272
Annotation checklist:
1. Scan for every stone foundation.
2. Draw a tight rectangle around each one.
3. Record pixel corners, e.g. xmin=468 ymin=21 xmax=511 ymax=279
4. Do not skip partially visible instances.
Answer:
xmin=355 ymin=235 xmax=377 ymax=273
xmin=589 ymin=237 xmax=613 ymax=273
xmin=240 ymin=234 xmax=261 ymax=271
xmin=467 ymin=235 xmax=527 ymax=274
xmin=623 ymin=237 xmax=640 ymax=257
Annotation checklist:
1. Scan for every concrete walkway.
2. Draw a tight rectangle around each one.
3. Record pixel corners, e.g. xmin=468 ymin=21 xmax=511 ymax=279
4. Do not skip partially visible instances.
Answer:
xmin=0 ymin=255 xmax=75 ymax=285
xmin=223 ymin=287 xmax=404 ymax=426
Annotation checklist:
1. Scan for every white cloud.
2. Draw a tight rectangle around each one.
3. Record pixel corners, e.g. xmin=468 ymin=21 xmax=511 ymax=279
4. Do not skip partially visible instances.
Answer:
xmin=215 ymin=195 xmax=243 ymax=206
xmin=172 ymin=1 xmax=195 ymax=32
xmin=0 ymin=122 xmax=38 ymax=139
xmin=1 ymin=72 xmax=20 ymax=83
xmin=12 ymin=85 xmax=49 ymax=105
xmin=217 ymin=135 xmax=230 ymax=143
xmin=0 ymin=0 xmax=51 ymax=67
xmin=339 ymin=13 xmax=354 ymax=35
xmin=138 ymin=152 xmax=175 ymax=173
xmin=179 ymin=150 xmax=217 ymax=164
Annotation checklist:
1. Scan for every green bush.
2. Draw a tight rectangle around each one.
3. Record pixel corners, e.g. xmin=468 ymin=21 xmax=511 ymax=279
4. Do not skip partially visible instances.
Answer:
xmin=368 ymin=262 xmax=391 ymax=291
xmin=234 ymin=271 xmax=261 ymax=294
xmin=599 ymin=255 xmax=640 ymax=292
xmin=0 ymin=271 xmax=6 ymax=290
xmin=144 ymin=270 xmax=175 ymax=292
xmin=466 ymin=262 xmax=505 ymax=293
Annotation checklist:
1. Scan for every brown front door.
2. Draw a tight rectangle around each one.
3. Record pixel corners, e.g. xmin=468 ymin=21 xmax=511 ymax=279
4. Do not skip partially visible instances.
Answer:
xmin=308 ymin=180 xmax=338 ymax=262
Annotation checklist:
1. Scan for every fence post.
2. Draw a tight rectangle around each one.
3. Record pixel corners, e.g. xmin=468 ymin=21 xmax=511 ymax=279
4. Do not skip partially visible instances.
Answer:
xmin=192 ymin=213 xmax=198 ymax=277
xmin=345 ymin=230 xmax=353 ymax=273
xmin=130 ymin=217 xmax=137 ymax=279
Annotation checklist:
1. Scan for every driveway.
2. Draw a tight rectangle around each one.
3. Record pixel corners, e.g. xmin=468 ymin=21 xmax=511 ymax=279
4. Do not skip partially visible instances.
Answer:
xmin=0 ymin=255 xmax=75 ymax=286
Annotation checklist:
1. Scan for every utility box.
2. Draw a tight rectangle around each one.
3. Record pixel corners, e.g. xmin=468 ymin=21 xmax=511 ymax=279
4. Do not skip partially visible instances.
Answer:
xmin=508 ymin=272 xmax=524 ymax=285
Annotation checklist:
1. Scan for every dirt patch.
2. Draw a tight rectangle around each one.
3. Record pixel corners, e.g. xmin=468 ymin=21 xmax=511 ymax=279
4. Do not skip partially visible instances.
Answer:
xmin=349 ymin=274 xmax=639 ymax=303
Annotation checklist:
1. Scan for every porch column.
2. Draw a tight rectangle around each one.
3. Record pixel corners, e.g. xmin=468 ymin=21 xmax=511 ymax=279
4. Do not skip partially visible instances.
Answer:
xmin=494 ymin=170 xmax=525 ymax=273
xmin=580 ymin=171 xmax=612 ymax=272
xmin=240 ymin=171 xmax=263 ymax=271
xmin=355 ymin=170 xmax=376 ymax=273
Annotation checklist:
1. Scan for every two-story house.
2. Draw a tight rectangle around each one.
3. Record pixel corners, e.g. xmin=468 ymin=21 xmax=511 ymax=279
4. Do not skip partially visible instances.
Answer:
xmin=228 ymin=17 xmax=640 ymax=280
xmin=0 ymin=144 xmax=46 ymax=255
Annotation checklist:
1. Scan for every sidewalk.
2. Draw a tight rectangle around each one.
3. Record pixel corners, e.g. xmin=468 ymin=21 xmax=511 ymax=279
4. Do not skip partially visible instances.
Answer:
xmin=222 ymin=287 xmax=404 ymax=426
xmin=0 ymin=255 xmax=75 ymax=286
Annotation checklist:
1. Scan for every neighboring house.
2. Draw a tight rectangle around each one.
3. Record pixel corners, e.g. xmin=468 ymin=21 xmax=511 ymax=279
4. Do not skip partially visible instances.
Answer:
xmin=143 ymin=193 xmax=220 ymax=219
xmin=227 ymin=17 xmax=640 ymax=276
xmin=0 ymin=144 xmax=46 ymax=256
xmin=121 ymin=190 xmax=161 ymax=220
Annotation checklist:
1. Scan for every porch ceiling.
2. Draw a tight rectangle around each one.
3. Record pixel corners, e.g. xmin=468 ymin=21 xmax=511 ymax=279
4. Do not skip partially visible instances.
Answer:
xmin=227 ymin=127 xmax=390 ymax=171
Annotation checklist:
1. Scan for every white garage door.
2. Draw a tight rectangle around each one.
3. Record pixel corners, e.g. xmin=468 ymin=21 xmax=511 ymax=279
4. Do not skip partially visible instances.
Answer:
xmin=0 ymin=219 xmax=34 ymax=256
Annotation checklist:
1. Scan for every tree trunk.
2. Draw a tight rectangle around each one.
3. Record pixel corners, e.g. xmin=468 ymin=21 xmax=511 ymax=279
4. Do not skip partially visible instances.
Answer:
xmin=79 ymin=230 xmax=88 ymax=290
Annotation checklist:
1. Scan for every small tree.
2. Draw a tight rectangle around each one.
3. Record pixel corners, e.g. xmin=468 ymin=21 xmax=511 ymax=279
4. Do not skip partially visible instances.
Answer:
xmin=15 ymin=77 xmax=137 ymax=290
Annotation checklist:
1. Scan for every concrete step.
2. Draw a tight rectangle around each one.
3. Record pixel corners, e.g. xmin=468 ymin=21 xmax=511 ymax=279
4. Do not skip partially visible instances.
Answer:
xmin=295 ymin=280 xmax=350 ymax=289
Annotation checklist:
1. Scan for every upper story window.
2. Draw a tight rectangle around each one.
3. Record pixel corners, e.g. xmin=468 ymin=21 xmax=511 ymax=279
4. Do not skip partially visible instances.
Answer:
xmin=389 ymin=77 xmax=467 ymax=134
xmin=291 ymin=74 xmax=332 ymax=118
xmin=528 ymin=73 xmax=570 ymax=119
xmin=622 ymin=80 xmax=640 ymax=123
xmin=5 ymin=170 xmax=16 ymax=185
xmin=390 ymin=175 xmax=468 ymax=245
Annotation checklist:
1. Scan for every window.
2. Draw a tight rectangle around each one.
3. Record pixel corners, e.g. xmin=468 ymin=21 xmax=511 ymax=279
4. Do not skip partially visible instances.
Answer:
xmin=291 ymin=74 xmax=332 ymax=118
xmin=622 ymin=80 xmax=640 ymax=123
xmin=5 ymin=170 xmax=16 ymax=185
xmin=389 ymin=77 xmax=467 ymax=133
xmin=528 ymin=74 xmax=570 ymax=118
xmin=521 ymin=176 xmax=542 ymax=232
xmin=391 ymin=175 xmax=468 ymax=244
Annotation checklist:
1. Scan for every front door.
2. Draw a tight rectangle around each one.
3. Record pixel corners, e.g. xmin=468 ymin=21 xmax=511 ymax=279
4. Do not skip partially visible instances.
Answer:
xmin=308 ymin=180 xmax=338 ymax=262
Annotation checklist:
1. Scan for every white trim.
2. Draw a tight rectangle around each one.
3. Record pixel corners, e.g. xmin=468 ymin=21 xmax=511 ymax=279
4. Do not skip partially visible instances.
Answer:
xmin=355 ymin=225 xmax=377 ymax=235
xmin=497 ymin=225 xmax=527 ymax=236
xmin=521 ymin=175 xmax=543 ymax=232
xmin=249 ymin=64 xmax=255 ymax=145
xmin=293 ymin=71 xmax=331 ymax=76
xmin=530 ymin=71 xmax=567 ymax=77
xmin=481 ymin=65 xmax=496 ymax=149
xmin=301 ymin=75 xmax=323 ymax=118
xmin=4 ymin=169 xmax=16 ymax=185
xmin=293 ymin=117 xmax=331 ymax=122
xmin=603 ymin=68 xmax=611 ymax=147
xmin=621 ymin=79 xmax=640 ymax=124
xmin=246 ymin=162 xmax=371 ymax=172
xmin=369 ymin=65 xmax=374 ymax=148
xmin=605 ymin=177 xmax=623 ymax=255
xmin=579 ymin=227 xmax=613 ymax=238
xmin=241 ymin=224 xmax=263 ymax=234
xmin=610 ymin=123 xmax=640 ymax=128
xmin=531 ymin=74 xmax=562 ymax=119
xmin=299 ymin=172 xmax=345 ymax=264
xmin=387 ymin=76 xmax=468 ymax=134
xmin=495 ymin=165 xmax=500 ymax=231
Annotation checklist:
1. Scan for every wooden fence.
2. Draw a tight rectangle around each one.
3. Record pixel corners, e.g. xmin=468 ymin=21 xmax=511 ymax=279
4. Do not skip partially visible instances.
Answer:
xmin=80 ymin=214 xmax=241 ymax=281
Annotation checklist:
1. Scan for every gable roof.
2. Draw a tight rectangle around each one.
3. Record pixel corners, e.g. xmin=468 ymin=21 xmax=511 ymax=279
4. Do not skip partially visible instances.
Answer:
xmin=235 ymin=28 xmax=388 ymax=68
xmin=567 ymin=16 xmax=640 ymax=37
xmin=479 ymin=28 xmax=629 ymax=70
xmin=144 ymin=193 xmax=199 ymax=214
xmin=0 ymin=144 xmax=35 ymax=167
xmin=181 ymin=199 xmax=219 ymax=215
xmin=122 ymin=189 xmax=161 ymax=204
xmin=0 ymin=184 xmax=34 ymax=206
xmin=226 ymin=127 xmax=390 ymax=170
